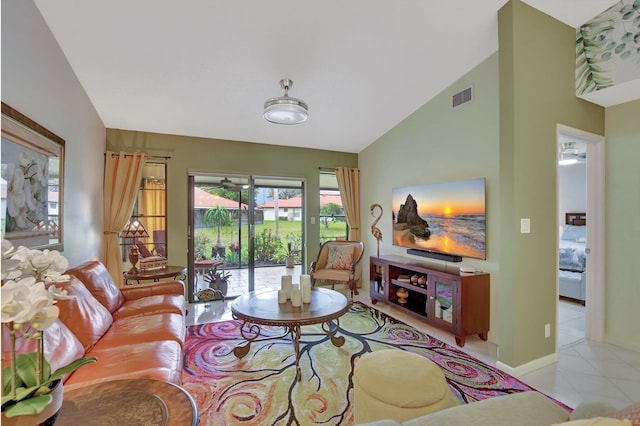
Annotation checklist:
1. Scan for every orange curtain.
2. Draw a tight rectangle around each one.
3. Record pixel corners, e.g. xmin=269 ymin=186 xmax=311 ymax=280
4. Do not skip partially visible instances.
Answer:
xmin=335 ymin=167 xmax=361 ymax=241
xmin=103 ymin=151 xmax=146 ymax=285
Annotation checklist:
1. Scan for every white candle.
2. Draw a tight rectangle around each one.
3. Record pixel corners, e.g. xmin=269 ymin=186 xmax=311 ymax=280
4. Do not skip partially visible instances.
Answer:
xmin=291 ymin=288 xmax=302 ymax=307
xmin=277 ymin=290 xmax=287 ymax=304
xmin=281 ymin=275 xmax=292 ymax=299
xmin=302 ymin=283 xmax=311 ymax=304
xmin=300 ymin=274 xmax=311 ymax=286
xmin=290 ymin=284 xmax=299 ymax=301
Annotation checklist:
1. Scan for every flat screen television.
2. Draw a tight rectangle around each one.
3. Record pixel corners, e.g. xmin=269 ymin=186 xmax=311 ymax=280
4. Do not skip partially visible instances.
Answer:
xmin=392 ymin=177 xmax=486 ymax=260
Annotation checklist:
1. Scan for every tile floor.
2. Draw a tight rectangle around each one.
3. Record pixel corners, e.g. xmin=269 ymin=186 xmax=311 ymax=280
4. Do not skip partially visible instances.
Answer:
xmin=186 ymin=269 xmax=640 ymax=410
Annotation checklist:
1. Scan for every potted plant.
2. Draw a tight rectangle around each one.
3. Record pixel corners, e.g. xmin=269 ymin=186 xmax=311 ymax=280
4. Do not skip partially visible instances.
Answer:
xmin=1 ymin=240 xmax=97 ymax=422
xmin=285 ymin=242 xmax=295 ymax=268
xmin=197 ymin=266 xmax=232 ymax=301
xmin=203 ymin=206 xmax=231 ymax=259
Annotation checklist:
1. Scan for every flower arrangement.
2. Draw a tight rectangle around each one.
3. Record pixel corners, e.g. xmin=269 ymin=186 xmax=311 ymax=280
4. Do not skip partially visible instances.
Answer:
xmin=1 ymin=240 xmax=97 ymax=418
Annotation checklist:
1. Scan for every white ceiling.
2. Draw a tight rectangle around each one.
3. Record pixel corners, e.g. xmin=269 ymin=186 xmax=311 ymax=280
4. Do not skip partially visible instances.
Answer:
xmin=34 ymin=0 xmax=620 ymax=154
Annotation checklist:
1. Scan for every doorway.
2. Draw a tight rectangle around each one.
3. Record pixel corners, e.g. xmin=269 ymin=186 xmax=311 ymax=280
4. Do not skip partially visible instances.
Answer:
xmin=556 ymin=124 xmax=605 ymax=346
xmin=187 ymin=173 xmax=305 ymax=303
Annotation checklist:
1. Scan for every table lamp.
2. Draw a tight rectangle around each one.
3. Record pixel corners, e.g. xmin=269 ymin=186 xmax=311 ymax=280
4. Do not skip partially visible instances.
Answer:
xmin=121 ymin=219 xmax=149 ymax=274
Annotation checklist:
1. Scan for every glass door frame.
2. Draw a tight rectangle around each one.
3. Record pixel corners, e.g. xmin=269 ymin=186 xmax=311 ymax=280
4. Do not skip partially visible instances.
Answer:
xmin=188 ymin=173 xmax=305 ymax=303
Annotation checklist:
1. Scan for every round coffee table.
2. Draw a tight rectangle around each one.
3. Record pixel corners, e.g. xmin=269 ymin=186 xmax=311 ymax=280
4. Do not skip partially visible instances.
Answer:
xmin=231 ymin=287 xmax=349 ymax=380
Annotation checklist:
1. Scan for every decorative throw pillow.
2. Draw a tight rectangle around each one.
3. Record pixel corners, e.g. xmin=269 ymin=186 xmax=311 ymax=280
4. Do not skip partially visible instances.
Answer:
xmin=326 ymin=245 xmax=354 ymax=270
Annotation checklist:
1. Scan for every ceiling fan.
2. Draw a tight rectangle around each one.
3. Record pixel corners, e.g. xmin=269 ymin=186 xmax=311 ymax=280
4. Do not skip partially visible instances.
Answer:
xmin=558 ymin=142 xmax=586 ymax=165
xmin=212 ymin=177 xmax=249 ymax=191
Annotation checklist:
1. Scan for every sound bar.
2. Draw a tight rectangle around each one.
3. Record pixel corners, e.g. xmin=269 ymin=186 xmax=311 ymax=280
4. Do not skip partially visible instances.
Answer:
xmin=407 ymin=249 xmax=463 ymax=263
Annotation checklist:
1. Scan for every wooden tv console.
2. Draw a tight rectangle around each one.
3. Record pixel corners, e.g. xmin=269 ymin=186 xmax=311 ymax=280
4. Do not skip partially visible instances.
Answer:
xmin=369 ymin=255 xmax=490 ymax=347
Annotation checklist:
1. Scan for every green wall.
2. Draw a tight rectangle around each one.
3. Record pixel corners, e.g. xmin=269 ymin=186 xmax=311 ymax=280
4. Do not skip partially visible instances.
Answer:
xmin=498 ymin=0 xmax=604 ymax=367
xmin=359 ymin=53 xmax=501 ymax=340
xmin=106 ymin=129 xmax=357 ymax=274
xmin=605 ymin=99 xmax=640 ymax=351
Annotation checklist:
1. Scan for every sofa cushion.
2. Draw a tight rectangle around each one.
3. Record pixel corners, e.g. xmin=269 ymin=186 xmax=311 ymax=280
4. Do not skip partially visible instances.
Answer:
xmin=66 ymin=260 xmax=125 ymax=314
xmin=92 ymin=313 xmax=185 ymax=349
xmin=64 ymin=340 xmax=183 ymax=391
xmin=112 ymin=294 xmax=185 ymax=321
xmin=53 ymin=277 xmax=114 ymax=351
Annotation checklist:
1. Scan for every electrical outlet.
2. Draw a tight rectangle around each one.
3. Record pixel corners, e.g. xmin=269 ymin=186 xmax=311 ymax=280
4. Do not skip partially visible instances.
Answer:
xmin=520 ymin=218 xmax=531 ymax=233
xmin=310 ymin=216 xmax=316 ymax=225
xmin=545 ymin=323 xmax=551 ymax=338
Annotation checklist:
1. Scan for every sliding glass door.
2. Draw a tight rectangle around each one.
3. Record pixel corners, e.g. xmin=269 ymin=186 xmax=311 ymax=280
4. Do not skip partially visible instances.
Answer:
xmin=188 ymin=174 xmax=304 ymax=303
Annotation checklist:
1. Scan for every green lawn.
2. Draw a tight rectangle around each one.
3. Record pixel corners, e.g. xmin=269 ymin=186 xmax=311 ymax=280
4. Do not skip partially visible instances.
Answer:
xmin=194 ymin=219 xmax=347 ymax=260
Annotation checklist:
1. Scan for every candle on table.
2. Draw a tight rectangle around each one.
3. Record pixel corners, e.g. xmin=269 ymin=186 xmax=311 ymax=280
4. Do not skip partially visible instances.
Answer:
xmin=300 ymin=274 xmax=311 ymax=286
xmin=291 ymin=287 xmax=302 ymax=307
xmin=281 ymin=275 xmax=292 ymax=299
xmin=290 ymin=284 xmax=299 ymax=301
xmin=302 ymin=283 xmax=311 ymax=304
xmin=277 ymin=290 xmax=287 ymax=304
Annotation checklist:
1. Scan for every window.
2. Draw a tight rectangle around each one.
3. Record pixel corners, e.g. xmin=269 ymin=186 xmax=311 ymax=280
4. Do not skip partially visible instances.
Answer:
xmin=120 ymin=162 xmax=167 ymax=264
xmin=319 ymin=171 xmax=348 ymax=243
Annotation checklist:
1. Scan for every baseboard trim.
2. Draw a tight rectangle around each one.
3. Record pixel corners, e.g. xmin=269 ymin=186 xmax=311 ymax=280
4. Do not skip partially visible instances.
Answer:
xmin=496 ymin=353 xmax=557 ymax=377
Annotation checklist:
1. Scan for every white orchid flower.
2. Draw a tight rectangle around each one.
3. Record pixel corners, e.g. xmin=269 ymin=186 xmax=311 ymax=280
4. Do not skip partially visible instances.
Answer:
xmin=1 ymin=278 xmax=37 ymax=324
xmin=27 ymin=282 xmax=55 ymax=311
xmin=30 ymin=305 xmax=59 ymax=331
xmin=43 ymin=271 xmax=71 ymax=283
xmin=6 ymin=164 xmax=26 ymax=219
xmin=2 ymin=239 xmax=16 ymax=257
xmin=35 ymin=156 xmax=48 ymax=186
xmin=48 ymin=285 xmax=75 ymax=300
xmin=18 ymin=152 xmax=32 ymax=168
xmin=32 ymin=252 xmax=54 ymax=272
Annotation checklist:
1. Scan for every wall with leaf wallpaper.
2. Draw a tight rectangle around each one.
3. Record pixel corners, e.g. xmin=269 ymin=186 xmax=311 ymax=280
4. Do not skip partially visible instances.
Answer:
xmin=576 ymin=0 xmax=640 ymax=95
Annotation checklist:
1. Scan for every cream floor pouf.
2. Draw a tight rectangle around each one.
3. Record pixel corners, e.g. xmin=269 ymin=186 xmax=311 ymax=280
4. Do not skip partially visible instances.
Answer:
xmin=353 ymin=350 xmax=459 ymax=424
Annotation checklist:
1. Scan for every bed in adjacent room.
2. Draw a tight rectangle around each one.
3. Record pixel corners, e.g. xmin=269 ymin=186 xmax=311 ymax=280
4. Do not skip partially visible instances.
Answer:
xmin=558 ymin=212 xmax=587 ymax=305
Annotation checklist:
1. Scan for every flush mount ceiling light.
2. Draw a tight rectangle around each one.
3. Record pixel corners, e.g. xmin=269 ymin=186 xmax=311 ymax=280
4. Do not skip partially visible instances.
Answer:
xmin=264 ymin=78 xmax=308 ymax=125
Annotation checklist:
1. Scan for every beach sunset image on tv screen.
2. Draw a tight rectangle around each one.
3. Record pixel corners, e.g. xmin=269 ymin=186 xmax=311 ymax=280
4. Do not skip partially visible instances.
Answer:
xmin=392 ymin=177 xmax=486 ymax=260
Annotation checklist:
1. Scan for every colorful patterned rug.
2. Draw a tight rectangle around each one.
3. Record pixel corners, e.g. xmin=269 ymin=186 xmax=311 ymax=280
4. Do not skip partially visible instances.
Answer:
xmin=182 ymin=302 xmax=566 ymax=425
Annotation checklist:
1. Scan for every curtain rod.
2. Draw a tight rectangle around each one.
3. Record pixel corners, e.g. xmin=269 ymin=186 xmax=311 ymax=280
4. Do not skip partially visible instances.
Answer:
xmin=106 ymin=153 xmax=171 ymax=160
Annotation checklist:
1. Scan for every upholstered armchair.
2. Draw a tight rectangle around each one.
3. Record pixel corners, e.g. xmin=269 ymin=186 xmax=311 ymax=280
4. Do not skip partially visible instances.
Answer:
xmin=309 ymin=240 xmax=365 ymax=302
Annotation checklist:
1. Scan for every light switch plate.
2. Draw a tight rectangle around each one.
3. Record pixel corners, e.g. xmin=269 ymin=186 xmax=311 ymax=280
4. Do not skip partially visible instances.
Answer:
xmin=520 ymin=218 xmax=530 ymax=233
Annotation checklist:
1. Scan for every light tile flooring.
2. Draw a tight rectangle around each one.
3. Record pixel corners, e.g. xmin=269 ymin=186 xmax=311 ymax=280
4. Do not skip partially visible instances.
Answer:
xmin=186 ymin=268 xmax=640 ymax=410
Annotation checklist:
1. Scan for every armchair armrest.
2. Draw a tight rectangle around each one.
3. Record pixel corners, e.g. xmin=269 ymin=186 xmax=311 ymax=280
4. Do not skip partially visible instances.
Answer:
xmin=121 ymin=280 xmax=185 ymax=301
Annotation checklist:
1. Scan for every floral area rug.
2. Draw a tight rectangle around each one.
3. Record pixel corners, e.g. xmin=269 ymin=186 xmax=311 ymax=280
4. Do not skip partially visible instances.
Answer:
xmin=182 ymin=302 xmax=565 ymax=425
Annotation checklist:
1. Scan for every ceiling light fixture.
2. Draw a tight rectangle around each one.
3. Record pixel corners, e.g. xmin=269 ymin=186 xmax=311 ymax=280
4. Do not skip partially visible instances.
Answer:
xmin=264 ymin=78 xmax=308 ymax=125
xmin=558 ymin=141 xmax=579 ymax=166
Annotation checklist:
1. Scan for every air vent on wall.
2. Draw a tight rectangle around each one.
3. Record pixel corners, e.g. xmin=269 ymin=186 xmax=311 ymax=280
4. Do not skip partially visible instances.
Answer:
xmin=452 ymin=86 xmax=473 ymax=108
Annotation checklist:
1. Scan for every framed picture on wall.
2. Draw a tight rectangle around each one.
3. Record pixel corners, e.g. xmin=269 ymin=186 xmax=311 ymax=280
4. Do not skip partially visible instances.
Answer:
xmin=1 ymin=102 xmax=65 ymax=251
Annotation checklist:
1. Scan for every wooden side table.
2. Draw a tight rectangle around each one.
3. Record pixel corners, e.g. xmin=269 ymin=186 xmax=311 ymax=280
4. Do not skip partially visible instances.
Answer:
xmin=56 ymin=379 xmax=198 ymax=426
xmin=123 ymin=265 xmax=187 ymax=285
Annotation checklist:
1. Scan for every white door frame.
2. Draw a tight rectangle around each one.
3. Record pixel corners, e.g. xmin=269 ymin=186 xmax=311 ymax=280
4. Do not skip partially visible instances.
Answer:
xmin=557 ymin=124 xmax=605 ymax=342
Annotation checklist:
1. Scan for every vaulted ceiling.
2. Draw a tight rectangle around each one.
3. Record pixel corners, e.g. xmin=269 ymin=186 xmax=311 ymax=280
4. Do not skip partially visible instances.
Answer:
xmin=35 ymin=0 xmax=621 ymax=153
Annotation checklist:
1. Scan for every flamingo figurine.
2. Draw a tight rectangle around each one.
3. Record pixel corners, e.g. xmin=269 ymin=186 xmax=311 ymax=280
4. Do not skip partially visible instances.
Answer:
xmin=370 ymin=203 xmax=383 ymax=258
